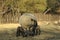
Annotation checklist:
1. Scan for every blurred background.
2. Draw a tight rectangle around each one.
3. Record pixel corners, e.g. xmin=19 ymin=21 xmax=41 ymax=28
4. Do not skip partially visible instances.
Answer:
xmin=0 ymin=0 xmax=60 ymax=23
xmin=0 ymin=0 xmax=60 ymax=40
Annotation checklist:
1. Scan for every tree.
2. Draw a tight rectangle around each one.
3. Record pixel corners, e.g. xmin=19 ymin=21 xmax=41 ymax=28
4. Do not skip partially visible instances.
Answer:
xmin=43 ymin=0 xmax=60 ymax=14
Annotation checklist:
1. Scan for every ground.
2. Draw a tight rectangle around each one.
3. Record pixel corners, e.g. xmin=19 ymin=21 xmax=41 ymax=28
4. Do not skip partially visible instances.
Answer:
xmin=0 ymin=21 xmax=60 ymax=40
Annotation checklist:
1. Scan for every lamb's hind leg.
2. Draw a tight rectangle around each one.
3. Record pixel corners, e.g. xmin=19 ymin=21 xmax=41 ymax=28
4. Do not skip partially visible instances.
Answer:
xmin=16 ymin=26 xmax=21 ymax=37
xmin=35 ymin=26 xmax=41 ymax=35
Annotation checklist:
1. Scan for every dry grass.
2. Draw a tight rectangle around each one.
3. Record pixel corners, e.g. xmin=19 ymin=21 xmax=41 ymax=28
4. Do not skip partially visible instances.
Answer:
xmin=0 ymin=21 xmax=60 ymax=40
xmin=0 ymin=23 xmax=19 ymax=29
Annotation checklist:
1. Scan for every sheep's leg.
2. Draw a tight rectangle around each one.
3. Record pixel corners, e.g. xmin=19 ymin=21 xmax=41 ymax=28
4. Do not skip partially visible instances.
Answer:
xmin=22 ymin=28 xmax=29 ymax=37
xmin=35 ymin=28 xmax=41 ymax=35
xmin=16 ymin=26 xmax=25 ymax=37
xmin=16 ymin=26 xmax=22 ymax=37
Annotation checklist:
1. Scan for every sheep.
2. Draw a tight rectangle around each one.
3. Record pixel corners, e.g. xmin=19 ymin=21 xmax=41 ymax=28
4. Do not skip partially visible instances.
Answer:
xmin=16 ymin=13 xmax=41 ymax=37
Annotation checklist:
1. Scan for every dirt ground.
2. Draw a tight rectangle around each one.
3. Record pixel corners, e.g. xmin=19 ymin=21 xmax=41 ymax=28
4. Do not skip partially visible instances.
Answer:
xmin=0 ymin=21 xmax=60 ymax=40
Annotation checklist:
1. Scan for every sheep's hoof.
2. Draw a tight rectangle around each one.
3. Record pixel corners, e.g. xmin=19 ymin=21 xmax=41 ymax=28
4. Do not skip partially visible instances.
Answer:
xmin=22 ymin=34 xmax=27 ymax=37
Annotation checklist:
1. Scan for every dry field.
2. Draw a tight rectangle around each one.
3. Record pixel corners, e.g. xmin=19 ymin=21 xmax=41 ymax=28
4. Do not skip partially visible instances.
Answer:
xmin=0 ymin=21 xmax=60 ymax=40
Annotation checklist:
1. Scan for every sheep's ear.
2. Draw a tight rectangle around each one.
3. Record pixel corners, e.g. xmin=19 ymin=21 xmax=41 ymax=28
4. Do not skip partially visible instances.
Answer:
xmin=31 ymin=19 xmax=34 ymax=21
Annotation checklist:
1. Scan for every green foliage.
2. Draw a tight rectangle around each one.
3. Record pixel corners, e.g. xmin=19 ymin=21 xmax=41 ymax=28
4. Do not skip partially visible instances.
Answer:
xmin=25 ymin=0 xmax=47 ymax=13
xmin=2 ymin=0 xmax=47 ymax=13
xmin=47 ymin=0 xmax=60 ymax=8
xmin=46 ymin=0 xmax=60 ymax=13
xmin=1 ymin=0 xmax=60 ymax=13
xmin=46 ymin=0 xmax=57 ymax=8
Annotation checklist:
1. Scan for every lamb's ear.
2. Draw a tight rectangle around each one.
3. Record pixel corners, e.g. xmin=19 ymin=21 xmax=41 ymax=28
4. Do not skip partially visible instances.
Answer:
xmin=31 ymin=19 xmax=34 ymax=21
xmin=31 ymin=19 xmax=37 ymax=22
xmin=31 ymin=19 xmax=36 ymax=23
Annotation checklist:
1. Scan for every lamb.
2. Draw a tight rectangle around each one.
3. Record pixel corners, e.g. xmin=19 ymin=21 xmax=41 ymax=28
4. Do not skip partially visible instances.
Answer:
xmin=16 ymin=13 xmax=41 ymax=37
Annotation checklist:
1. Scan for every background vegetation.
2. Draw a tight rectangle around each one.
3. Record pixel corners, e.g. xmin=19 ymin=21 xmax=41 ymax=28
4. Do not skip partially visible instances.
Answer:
xmin=0 ymin=0 xmax=60 ymax=23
